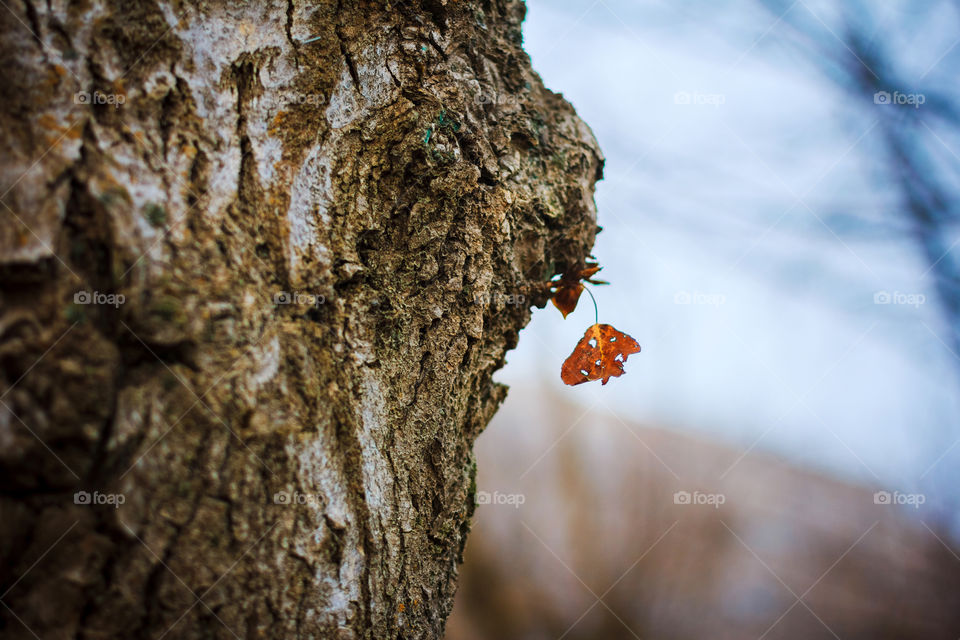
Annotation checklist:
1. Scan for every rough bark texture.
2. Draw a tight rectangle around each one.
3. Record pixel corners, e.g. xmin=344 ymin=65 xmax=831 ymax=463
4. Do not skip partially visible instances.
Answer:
xmin=0 ymin=1 xmax=602 ymax=638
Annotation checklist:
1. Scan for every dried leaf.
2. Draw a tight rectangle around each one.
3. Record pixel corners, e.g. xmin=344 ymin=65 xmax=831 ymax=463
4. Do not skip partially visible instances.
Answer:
xmin=550 ymin=262 xmax=608 ymax=318
xmin=561 ymin=323 xmax=641 ymax=386
xmin=551 ymin=282 xmax=584 ymax=318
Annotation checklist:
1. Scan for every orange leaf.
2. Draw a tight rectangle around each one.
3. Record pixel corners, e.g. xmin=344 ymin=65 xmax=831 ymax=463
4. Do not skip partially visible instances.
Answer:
xmin=549 ymin=262 xmax=608 ymax=319
xmin=561 ymin=323 xmax=641 ymax=386
xmin=551 ymin=282 xmax=584 ymax=318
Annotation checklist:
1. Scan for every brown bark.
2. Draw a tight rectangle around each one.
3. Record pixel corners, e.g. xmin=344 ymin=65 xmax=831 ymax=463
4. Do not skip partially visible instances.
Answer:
xmin=0 ymin=1 xmax=602 ymax=638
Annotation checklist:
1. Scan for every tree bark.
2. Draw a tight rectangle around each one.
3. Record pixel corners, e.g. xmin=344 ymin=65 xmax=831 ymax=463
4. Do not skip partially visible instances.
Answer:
xmin=0 ymin=1 xmax=602 ymax=638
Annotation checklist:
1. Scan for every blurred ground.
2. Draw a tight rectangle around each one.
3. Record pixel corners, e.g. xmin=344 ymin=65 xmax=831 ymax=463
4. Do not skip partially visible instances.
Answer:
xmin=447 ymin=386 xmax=960 ymax=639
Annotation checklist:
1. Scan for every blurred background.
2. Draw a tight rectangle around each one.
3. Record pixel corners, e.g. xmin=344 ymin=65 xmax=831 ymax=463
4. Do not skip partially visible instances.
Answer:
xmin=447 ymin=0 xmax=960 ymax=638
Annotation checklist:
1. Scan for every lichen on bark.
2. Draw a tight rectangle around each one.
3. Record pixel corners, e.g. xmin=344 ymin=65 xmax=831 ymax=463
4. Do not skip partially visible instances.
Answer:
xmin=0 ymin=1 xmax=603 ymax=638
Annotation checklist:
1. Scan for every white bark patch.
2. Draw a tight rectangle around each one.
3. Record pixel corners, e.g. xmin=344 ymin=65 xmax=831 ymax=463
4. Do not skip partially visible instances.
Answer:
xmin=357 ymin=372 xmax=402 ymax=573
xmin=157 ymin=3 xmax=293 ymax=221
xmin=250 ymin=334 xmax=281 ymax=389
xmin=358 ymin=374 xmax=392 ymax=516
xmin=325 ymin=67 xmax=365 ymax=130
xmin=325 ymin=40 xmax=399 ymax=130
xmin=285 ymin=143 xmax=333 ymax=282
xmin=248 ymin=124 xmax=284 ymax=185
xmin=287 ymin=38 xmax=399 ymax=283
xmin=247 ymin=54 xmax=297 ymax=186
xmin=292 ymin=427 xmax=362 ymax=630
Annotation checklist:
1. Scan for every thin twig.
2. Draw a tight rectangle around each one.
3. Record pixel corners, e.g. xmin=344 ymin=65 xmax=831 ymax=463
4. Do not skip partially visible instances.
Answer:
xmin=583 ymin=287 xmax=598 ymax=325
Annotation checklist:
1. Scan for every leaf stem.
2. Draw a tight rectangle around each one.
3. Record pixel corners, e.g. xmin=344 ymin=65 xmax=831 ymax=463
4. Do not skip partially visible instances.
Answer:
xmin=584 ymin=286 xmax=598 ymax=325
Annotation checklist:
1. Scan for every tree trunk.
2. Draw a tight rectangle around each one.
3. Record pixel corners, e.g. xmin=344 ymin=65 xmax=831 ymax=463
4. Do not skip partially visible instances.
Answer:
xmin=0 ymin=1 xmax=602 ymax=638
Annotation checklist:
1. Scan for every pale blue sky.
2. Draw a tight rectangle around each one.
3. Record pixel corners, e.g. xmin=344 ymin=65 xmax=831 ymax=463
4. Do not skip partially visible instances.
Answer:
xmin=495 ymin=0 xmax=960 ymax=523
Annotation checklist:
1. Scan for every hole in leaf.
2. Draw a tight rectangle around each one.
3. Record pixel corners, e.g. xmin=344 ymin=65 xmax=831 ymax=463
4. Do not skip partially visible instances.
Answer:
xmin=609 ymin=336 xmax=617 ymax=342
xmin=588 ymin=338 xmax=598 ymax=348
xmin=579 ymin=369 xmax=589 ymax=377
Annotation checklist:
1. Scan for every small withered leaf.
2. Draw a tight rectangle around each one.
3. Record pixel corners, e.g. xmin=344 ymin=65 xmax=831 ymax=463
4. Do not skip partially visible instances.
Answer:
xmin=561 ymin=323 xmax=641 ymax=386
xmin=550 ymin=262 xmax=607 ymax=318
xmin=551 ymin=282 xmax=584 ymax=318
